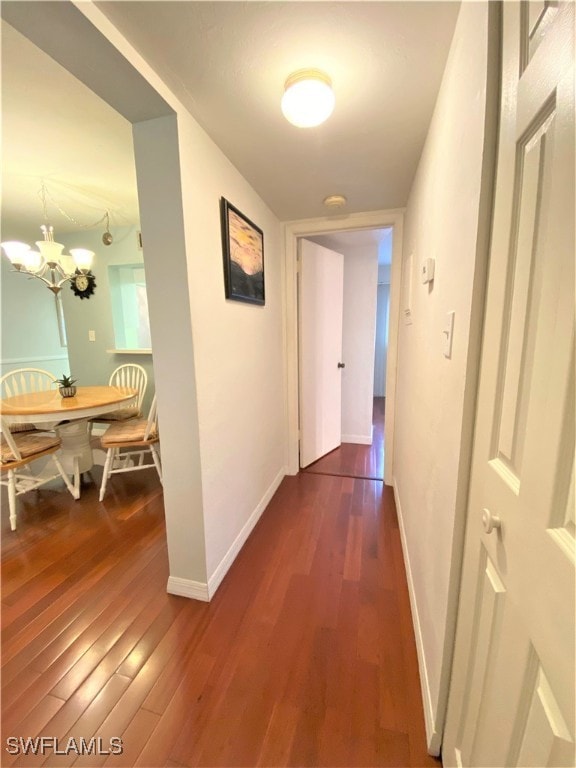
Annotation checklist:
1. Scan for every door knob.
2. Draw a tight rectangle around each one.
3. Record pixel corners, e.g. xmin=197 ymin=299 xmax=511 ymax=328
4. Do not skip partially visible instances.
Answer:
xmin=482 ymin=508 xmax=501 ymax=534
xmin=338 ymin=362 xmax=345 ymax=369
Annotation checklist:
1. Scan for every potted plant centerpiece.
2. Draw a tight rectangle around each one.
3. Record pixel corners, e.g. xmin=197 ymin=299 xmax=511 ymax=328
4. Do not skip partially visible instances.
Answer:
xmin=55 ymin=374 xmax=77 ymax=398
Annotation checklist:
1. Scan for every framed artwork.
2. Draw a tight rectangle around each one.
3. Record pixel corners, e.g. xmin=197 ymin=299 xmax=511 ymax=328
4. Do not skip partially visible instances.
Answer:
xmin=220 ymin=197 xmax=265 ymax=305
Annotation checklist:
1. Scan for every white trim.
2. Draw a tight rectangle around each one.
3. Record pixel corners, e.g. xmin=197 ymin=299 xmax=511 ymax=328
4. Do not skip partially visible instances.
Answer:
xmin=166 ymin=576 xmax=210 ymax=602
xmin=207 ymin=469 xmax=285 ymax=599
xmin=283 ymin=209 xmax=404 ymax=485
xmin=1 ymin=354 xmax=69 ymax=364
xmin=393 ymin=476 xmax=442 ymax=756
xmin=106 ymin=349 xmax=153 ymax=355
xmin=341 ymin=433 xmax=372 ymax=445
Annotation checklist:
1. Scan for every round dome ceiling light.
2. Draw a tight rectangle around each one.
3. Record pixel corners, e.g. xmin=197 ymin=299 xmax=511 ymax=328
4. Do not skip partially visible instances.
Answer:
xmin=281 ymin=69 xmax=335 ymax=128
xmin=323 ymin=194 xmax=347 ymax=208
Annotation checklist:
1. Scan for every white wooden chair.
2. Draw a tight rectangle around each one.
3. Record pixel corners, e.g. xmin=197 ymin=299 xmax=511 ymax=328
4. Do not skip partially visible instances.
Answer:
xmin=0 ymin=417 xmax=79 ymax=531
xmin=91 ymin=364 xmax=148 ymax=425
xmin=99 ymin=395 xmax=162 ymax=501
xmin=1 ymin=367 xmax=57 ymax=398
xmin=0 ymin=368 xmax=57 ymax=434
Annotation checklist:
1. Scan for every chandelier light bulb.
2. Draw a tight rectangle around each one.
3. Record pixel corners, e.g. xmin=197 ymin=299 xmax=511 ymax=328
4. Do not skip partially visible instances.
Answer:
xmin=281 ymin=69 xmax=335 ymax=128
xmin=22 ymin=250 xmax=44 ymax=273
xmin=0 ymin=241 xmax=31 ymax=268
xmin=70 ymin=248 xmax=95 ymax=272
xmin=36 ymin=238 xmax=65 ymax=266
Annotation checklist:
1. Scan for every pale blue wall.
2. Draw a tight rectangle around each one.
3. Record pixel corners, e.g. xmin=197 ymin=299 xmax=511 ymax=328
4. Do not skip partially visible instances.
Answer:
xmin=373 ymin=283 xmax=390 ymax=397
xmin=58 ymin=224 xmax=155 ymax=414
xmin=0 ymin=254 xmax=69 ymax=379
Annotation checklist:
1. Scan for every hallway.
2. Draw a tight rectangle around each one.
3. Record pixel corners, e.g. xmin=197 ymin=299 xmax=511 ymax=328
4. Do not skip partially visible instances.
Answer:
xmin=1 ymin=453 xmax=437 ymax=767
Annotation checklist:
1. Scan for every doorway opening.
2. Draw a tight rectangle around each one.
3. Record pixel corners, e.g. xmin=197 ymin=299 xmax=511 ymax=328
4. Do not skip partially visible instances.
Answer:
xmin=299 ymin=227 xmax=392 ymax=481
xmin=284 ymin=210 xmax=402 ymax=485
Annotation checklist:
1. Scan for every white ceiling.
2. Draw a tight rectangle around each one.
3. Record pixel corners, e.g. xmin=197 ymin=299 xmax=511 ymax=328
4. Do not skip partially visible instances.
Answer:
xmin=1 ymin=1 xmax=459 ymax=238
xmin=309 ymin=227 xmax=393 ymax=266
xmin=0 ymin=21 xmax=139 ymax=240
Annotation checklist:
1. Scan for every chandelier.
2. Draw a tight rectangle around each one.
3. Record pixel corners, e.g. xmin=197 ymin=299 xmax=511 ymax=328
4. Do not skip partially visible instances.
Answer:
xmin=0 ymin=183 xmax=105 ymax=296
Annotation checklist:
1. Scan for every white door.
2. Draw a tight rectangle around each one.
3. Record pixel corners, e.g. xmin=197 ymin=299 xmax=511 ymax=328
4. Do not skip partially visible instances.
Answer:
xmin=299 ymin=238 xmax=344 ymax=468
xmin=444 ymin=3 xmax=574 ymax=767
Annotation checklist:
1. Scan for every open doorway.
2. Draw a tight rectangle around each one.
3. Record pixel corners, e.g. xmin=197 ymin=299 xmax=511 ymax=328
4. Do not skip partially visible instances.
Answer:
xmin=298 ymin=227 xmax=392 ymax=481
xmin=2 ymin=2 xmax=209 ymax=593
xmin=284 ymin=209 xmax=402 ymax=484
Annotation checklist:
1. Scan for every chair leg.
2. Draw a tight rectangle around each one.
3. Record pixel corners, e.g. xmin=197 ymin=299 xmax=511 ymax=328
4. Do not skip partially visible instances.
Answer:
xmin=99 ymin=447 xmax=114 ymax=502
xmin=7 ymin=469 xmax=17 ymax=531
xmin=52 ymin=454 xmax=80 ymax=501
xmin=73 ymin=455 xmax=81 ymax=500
xmin=150 ymin=445 xmax=163 ymax=484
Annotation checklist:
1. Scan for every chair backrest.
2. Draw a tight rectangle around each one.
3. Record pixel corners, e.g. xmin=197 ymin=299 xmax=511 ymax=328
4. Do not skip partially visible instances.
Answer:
xmin=0 ymin=418 xmax=22 ymax=462
xmin=143 ymin=395 xmax=158 ymax=441
xmin=1 ymin=368 xmax=57 ymax=399
xmin=108 ymin=364 xmax=148 ymax=413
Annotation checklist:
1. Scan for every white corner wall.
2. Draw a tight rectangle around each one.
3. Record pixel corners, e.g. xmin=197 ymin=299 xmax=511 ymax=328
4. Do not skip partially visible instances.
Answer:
xmin=341 ymin=246 xmax=378 ymax=443
xmin=132 ymin=92 xmax=286 ymax=597
xmin=392 ymin=1 xmax=495 ymax=753
xmin=176 ymin=116 xmax=286 ymax=590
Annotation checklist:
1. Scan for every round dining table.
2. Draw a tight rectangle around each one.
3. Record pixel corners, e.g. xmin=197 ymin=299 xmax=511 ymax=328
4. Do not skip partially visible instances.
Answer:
xmin=1 ymin=385 xmax=138 ymax=492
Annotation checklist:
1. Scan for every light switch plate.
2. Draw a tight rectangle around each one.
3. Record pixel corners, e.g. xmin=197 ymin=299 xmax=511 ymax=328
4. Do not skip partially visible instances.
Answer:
xmin=443 ymin=311 xmax=455 ymax=358
xmin=421 ymin=258 xmax=435 ymax=284
xmin=88 ymin=330 xmax=96 ymax=342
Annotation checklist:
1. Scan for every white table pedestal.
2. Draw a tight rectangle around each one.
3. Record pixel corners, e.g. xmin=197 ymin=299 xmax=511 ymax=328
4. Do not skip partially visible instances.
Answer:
xmin=55 ymin=420 xmax=92 ymax=495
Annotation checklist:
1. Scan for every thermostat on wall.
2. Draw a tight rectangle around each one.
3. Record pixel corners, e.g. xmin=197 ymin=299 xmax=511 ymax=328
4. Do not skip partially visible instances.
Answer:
xmin=421 ymin=258 xmax=435 ymax=284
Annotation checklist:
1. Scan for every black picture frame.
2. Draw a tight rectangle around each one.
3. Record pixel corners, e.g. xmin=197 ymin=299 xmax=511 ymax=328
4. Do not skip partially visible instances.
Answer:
xmin=220 ymin=197 xmax=265 ymax=305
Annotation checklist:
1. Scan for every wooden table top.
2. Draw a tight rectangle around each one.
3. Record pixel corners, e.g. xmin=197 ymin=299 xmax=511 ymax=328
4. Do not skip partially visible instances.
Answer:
xmin=0 ymin=385 xmax=137 ymax=419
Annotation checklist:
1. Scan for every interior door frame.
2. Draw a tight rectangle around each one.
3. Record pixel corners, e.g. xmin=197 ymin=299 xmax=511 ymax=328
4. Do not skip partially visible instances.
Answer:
xmin=283 ymin=209 xmax=404 ymax=483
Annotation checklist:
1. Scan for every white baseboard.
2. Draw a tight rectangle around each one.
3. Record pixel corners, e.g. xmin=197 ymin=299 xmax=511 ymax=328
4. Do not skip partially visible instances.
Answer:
xmin=341 ymin=433 xmax=372 ymax=445
xmin=393 ymin=477 xmax=442 ymax=756
xmin=166 ymin=576 xmax=210 ymax=601
xmin=207 ymin=468 xmax=285 ymax=600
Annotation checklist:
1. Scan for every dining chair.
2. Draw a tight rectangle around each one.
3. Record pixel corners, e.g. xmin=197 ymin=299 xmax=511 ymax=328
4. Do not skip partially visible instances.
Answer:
xmin=0 ymin=417 xmax=79 ymax=531
xmin=1 ymin=367 xmax=57 ymax=398
xmin=98 ymin=394 xmax=162 ymax=501
xmin=0 ymin=367 xmax=57 ymax=434
xmin=91 ymin=363 xmax=148 ymax=425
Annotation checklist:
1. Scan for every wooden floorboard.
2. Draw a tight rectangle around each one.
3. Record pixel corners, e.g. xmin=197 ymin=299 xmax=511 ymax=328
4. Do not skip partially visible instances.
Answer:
xmin=303 ymin=398 xmax=385 ymax=480
xmin=1 ymin=452 xmax=439 ymax=767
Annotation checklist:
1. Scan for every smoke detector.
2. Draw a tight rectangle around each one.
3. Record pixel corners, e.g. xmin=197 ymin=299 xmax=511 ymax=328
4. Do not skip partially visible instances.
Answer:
xmin=323 ymin=194 xmax=347 ymax=208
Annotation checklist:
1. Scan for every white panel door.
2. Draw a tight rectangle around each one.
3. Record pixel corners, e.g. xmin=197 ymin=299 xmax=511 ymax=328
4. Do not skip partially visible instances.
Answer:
xmin=299 ymin=238 xmax=344 ymax=468
xmin=444 ymin=3 xmax=574 ymax=767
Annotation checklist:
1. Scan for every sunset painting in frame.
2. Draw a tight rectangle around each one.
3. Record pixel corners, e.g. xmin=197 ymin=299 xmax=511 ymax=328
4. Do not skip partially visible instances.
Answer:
xmin=221 ymin=198 xmax=265 ymax=305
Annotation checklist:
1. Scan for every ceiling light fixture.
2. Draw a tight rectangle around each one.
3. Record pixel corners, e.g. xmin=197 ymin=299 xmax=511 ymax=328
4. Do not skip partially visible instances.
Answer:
xmin=281 ymin=69 xmax=335 ymax=128
xmin=1 ymin=183 xmax=101 ymax=296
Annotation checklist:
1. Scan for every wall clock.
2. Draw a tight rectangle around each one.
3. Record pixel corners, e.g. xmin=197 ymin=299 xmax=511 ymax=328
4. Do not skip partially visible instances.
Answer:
xmin=70 ymin=269 xmax=96 ymax=299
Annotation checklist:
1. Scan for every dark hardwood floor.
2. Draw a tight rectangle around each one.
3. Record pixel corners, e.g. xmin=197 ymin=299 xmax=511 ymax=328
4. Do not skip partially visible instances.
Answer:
xmin=303 ymin=398 xmax=385 ymax=481
xmin=1 ymin=444 xmax=439 ymax=767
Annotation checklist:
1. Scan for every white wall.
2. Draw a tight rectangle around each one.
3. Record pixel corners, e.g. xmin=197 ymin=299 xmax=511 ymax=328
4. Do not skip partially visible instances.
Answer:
xmin=132 ymin=106 xmax=286 ymax=595
xmin=341 ymin=246 xmax=378 ymax=443
xmin=174 ymin=116 xmax=286 ymax=584
xmin=128 ymin=68 xmax=285 ymax=596
xmin=392 ymin=1 xmax=495 ymax=752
